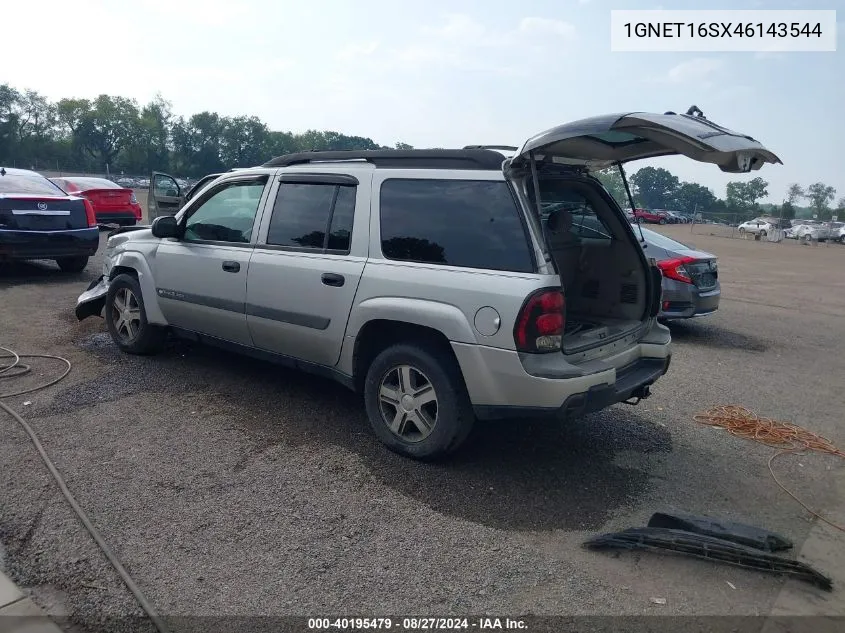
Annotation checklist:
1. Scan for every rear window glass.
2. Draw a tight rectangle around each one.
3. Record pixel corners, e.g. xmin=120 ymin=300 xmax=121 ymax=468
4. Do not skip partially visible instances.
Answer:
xmin=0 ymin=173 xmax=65 ymax=195
xmin=61 ymin=177 xmax=123 ymax=190
xmin=532 ymin=180 xmax=613 ymax=241
xmin=639 ymin=228 xmax=691 ymax=250
xmin=379 ymin=179 xmax=534 ymax=273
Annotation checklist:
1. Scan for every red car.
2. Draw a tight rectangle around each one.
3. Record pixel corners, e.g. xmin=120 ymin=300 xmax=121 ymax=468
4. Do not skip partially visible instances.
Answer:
xmin=49 ymin=176 xmax=142 ymax=226
xmin=633 ymin=208 xmax=669 ymax=224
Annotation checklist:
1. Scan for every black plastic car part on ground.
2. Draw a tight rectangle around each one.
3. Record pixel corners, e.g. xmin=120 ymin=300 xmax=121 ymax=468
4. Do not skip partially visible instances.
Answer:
xmin=583 ymin=526 xmax=831 ymax=591
xmin=646 ymin=512 xmax=793 ymax=552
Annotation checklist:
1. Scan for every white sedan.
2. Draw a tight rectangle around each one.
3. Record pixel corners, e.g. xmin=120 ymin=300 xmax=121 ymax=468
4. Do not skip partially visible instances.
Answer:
xmin=737 ymin=218 xmax=775 ymax=237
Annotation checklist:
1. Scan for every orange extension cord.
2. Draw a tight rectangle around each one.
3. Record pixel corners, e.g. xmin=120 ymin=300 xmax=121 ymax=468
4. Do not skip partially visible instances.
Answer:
xmin=694 ymin=405 xmax=845 ymax=532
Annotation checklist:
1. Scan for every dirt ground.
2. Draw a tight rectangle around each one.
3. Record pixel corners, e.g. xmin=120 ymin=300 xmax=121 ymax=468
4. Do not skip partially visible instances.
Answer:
xmin=1 ymin=223 xmax=844 ymax=632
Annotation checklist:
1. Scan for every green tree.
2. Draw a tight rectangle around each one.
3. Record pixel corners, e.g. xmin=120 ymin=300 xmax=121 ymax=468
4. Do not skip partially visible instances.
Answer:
xmin=394 ymin=142 xmax=414 ymax=150
xmin=592 ymin=167 xmax=630 ymax=207
xmin=786 ymin=183 xmax=804 ymax=205
xmin=806 ymin=183 xmax=836 ymax=221
xmin=673 ymin=182 xmax=716 ymax=214
xmin=76 ymin=95 xmax=141 ymax=170
xmin=630 ymin=166 xmax=679 ymax=209
xmin=779 ymin=201 xmax=796 ymax=220
xmin=725 ymin=177 xmax=768 ymax=217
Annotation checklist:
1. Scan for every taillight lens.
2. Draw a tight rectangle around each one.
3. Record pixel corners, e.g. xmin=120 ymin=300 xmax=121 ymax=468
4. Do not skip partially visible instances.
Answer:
xmin=130 ymin=192 xmax=138 ymax=204
xmin=514 ymin=288 xmax=565 ymax=353
xmin=657 ymin=256 xmax=696 ymax=284
xmin=83 ymin=198 xmax=97 ymax=227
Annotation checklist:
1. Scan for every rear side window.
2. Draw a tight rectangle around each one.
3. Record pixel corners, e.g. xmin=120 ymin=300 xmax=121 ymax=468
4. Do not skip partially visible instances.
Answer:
xmin=533 ymin=180 xmax=613 ymax=243
xmin=379 ymin=179 xmax=534 ymax=273
xmin=266 ymin=183 xmax=356 ymax=253
xmin=0 ymin=174 xmax=65 ymax=195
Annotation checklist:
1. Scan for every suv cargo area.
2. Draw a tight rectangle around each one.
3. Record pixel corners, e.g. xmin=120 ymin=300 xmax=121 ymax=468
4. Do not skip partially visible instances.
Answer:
xmin=527 ymin=171 xmax=651 ymax=356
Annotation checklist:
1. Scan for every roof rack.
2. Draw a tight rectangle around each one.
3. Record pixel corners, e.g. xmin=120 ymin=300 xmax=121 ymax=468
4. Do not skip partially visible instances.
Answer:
xmin=462 ymin=145 xmax=518 ymax=152
xmin=262 ymin=149 xmax=506 ymax=171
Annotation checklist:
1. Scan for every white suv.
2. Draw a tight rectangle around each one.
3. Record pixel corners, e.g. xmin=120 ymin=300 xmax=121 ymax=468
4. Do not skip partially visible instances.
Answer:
xmin=76 ymin=109 xmax=781 ymax=459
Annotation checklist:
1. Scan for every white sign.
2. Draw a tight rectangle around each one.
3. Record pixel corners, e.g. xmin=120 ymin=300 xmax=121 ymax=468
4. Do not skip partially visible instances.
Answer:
xmin=833 ymin=215 xmax=839 ymax=222
xmin=610 ymin=10 xmax=837 ymax=52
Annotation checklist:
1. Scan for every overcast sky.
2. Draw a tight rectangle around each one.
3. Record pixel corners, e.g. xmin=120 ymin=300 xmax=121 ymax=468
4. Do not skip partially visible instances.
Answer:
xmin=4 ymin=0 xmax=843 ymax=203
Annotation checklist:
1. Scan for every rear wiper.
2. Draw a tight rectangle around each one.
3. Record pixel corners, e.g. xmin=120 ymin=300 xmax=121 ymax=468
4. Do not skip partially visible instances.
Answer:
xmin=617 ymin=162 xmax=645 ymax=246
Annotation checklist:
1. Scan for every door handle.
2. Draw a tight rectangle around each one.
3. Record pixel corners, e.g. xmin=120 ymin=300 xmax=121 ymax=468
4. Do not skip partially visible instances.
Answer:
xmin=321 ymin=273 xmax=345 ymax=287
xmin=222 ymin=260 xmax=240 ymax=273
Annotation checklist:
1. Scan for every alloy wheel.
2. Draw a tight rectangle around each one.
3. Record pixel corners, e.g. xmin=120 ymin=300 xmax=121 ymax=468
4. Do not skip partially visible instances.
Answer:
xmin=111 ymin=287 xmax=142 ymax=343
xmin=378 ymin=364 xmax=439 ymax=442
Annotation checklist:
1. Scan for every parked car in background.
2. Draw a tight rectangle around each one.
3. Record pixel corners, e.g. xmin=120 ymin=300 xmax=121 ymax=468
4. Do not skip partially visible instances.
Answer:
xmin=639 ymin=227 xmax=720 ymax=320
xmin=793 ymin=221 xmax=837 ymax=242
xmin=50 ymin=176 xmax=142 ymax=226
xmin=737 ymin=217 xmax=776 ymax=237
xmin=663 ymin=210 xmax=689 ymax=224
xmin=634 ymin=208 xmax=669 ymax=224
xmin=0 ymin=167 xmax=99 ymax=272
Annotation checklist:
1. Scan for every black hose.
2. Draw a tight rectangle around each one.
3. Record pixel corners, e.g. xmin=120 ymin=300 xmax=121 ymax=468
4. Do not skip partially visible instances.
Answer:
xmin=0 ymin=346 xmax=171 ymax=633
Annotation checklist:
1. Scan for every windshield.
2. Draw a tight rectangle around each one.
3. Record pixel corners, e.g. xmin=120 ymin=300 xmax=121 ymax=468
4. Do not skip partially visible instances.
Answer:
xmin=639 ymin=227 xmax=693 ymax=251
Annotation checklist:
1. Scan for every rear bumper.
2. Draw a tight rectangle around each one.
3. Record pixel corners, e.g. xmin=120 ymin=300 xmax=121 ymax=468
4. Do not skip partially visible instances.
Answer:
xmin=95 ymin=212 xmax=139 ymax=225
xmin=659 ymin=281 xmax=720 ymax=320
xmin=471 ymin=355 xmax=671 ymax=421
xmin=0 ymin=227 xmax=99 ymax=260
xmin=453 ymin=323 xmax=672 ymax=420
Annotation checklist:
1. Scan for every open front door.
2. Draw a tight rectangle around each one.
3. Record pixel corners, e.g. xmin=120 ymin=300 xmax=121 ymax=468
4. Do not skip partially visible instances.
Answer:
xmin=148 ymin=171 xmax=185 ymax=221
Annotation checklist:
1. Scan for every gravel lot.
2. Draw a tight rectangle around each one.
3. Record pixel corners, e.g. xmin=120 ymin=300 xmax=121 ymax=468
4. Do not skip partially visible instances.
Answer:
xmin=1 ymin=226 xmax=844 ymax=632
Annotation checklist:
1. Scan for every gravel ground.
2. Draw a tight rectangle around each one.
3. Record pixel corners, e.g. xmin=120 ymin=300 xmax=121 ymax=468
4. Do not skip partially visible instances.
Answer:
xmin=1 ymin=228 xmax=844 ymax=633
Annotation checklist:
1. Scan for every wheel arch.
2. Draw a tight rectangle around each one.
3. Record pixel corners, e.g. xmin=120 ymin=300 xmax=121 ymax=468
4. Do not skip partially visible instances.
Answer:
xmin=108 ymin=251 xmax=168 ymax=325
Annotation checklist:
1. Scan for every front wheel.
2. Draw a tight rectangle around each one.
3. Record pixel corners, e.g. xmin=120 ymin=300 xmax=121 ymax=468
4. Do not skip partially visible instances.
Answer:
xmin=364 ymin=343 xmax=474 ymax=460
xmin=658 ymin=218 xmax=666 ymax=225
xmin=56 ymin=256 xmax=88 ymax=273
xmin=105 ymin=274 xmax=166 ymax=355
xmin=759 ymin=230 xmax=767 ymax=238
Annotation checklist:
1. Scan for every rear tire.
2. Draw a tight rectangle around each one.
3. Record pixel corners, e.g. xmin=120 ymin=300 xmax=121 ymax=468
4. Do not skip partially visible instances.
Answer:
xmin=658 ymin=218 xmax=666 ymax=225
xmin=363 ymin=342 xmax=474 ymax=460
xmin=105 ymin=273 xmax=166 ymax=355
xmin=56 ymin=256 xmax=88 ymax=273
xmin=759 ymin=230 xmax=767 ymax=238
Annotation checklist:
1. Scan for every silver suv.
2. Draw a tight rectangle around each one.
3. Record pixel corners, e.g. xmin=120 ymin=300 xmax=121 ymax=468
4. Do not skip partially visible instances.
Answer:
xmin=76 ymin=109 xmax=780 ymax=459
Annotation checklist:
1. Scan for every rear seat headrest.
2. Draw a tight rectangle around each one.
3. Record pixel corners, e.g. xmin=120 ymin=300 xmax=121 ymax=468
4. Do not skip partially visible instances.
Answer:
xmin=547 ymin=209 xmax=573 ymax=233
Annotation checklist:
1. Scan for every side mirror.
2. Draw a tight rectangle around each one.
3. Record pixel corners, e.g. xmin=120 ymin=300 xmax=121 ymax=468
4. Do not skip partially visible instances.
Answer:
xmin=151 ymin=215 xmax=179 ymax=239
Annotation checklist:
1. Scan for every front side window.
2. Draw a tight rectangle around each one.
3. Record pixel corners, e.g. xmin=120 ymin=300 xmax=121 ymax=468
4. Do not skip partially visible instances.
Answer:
xmin=183 ymin=179 xmax=267 ymax=243
xmin=266 ymin=183 xmax=356 ymax=253
xmin=379 ymin=179 xmax=534 ymax=273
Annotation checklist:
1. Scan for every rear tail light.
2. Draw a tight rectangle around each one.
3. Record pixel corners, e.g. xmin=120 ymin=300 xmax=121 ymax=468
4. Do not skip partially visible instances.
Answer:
xmin=130 ymin=192 xmax=138 ymax=204
xmin=514 ymin=288 xmax=565 ymax=353
xmin=657 ymin=256 xmax=696 ymax=284
xmin=83 ymin=198 xmax=97 ymax=227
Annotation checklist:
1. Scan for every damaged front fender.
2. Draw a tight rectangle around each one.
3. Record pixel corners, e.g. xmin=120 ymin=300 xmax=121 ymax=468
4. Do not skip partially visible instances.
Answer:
xmin=75 ymin=275 xmax=109 ymax=321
